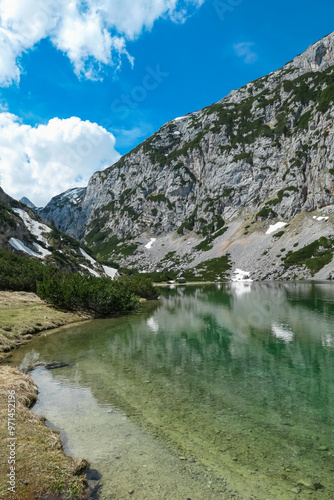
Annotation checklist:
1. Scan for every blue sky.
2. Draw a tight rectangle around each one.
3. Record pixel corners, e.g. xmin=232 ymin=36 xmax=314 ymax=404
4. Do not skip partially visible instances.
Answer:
xmin=0 ymin=0 xmax=333 ymax=205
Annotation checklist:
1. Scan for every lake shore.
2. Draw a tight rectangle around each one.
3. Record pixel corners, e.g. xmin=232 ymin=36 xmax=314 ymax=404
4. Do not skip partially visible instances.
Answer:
xmin=0 ymin=365 xmax=89 ymax=499
xmin=0 ymin=291 xmax=91 ymax=499
xmin=0 ymin=291 xmax=90 ymax=362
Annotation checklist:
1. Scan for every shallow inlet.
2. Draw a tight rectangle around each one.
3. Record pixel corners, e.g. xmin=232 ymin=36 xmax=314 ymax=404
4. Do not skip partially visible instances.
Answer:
xmin=8 ymin=282 xmax=334 ymax=499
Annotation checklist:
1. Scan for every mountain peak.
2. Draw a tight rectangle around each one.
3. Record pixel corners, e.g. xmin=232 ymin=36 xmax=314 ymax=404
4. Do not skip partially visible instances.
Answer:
xmin=20 ymin=197 xmax=36 ymax=209
xmin=288 ymin=31 xmax=334 ymax=74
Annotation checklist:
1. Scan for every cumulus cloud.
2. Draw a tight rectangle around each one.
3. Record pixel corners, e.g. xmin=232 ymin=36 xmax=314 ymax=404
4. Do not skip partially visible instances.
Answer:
xmin=233 ymin=42 xmax=258 ymax=64
xmin=0 ymin=0 xmax=204 ymax=85
xmin=0 ymin=113 xmax=120 ymax=206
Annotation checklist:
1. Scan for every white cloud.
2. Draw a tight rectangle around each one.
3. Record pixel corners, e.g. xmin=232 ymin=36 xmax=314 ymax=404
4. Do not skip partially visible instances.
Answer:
xmin=0 ymin=0 xmax=204 ymax=85
xmin=233 ymin=42 xmax=258 ymax=64
xmin=0 ymin=113 xmax=120 ymax=206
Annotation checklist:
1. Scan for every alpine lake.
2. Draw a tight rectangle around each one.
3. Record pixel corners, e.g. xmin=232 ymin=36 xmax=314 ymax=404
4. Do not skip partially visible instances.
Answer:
xmin=7 ymin=282 xmax=334 ymax=500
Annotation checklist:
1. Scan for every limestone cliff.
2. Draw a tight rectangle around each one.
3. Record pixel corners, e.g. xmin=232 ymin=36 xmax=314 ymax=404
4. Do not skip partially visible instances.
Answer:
xmin=37 ymin=33 xmax=334 ymax=281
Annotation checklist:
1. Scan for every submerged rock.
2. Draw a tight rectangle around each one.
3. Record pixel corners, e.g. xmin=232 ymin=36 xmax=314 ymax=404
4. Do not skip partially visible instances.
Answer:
xmin=297 ymin=479 xmax=324 ymax=490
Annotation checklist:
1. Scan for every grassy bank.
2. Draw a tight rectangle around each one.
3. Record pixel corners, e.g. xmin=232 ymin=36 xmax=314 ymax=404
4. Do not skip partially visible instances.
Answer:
xmin=0 ymin=366 xmax=88 ymax=499
xmin=0 ymin=291 xmax=89 ymax=362
xmin=0 ymin=292 xmax=90 ymax=499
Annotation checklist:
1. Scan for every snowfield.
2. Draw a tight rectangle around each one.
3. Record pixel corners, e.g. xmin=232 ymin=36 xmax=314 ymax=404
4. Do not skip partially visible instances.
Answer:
xmin=80 ymin=247 xmax=96 ymax=265
xmin=9 ymin=238 xmax=44 ymax=258
xmin=266 ymin=222 xmax=287 ymax=235
xmin=231 ymin=268 xmax=253 ymax=282
xmin=13 ymin=208 xmax=51 ymax=245
xmin=145 ymin=238 xmax=156 ymax=249
xmin=103 ymin=265 xmax=118 ymax=279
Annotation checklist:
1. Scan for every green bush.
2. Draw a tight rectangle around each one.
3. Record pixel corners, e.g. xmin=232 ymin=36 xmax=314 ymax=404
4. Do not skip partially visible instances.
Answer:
xmin=283 ymin=237 xmax=334 ymax=275
xmin=317 ymin=83 xmax=334 ymax=112
xmin=0 ymin=249 xmax=54 ymax=292
xmin=177 ymin=209 xmax=197 ymax=235
xmin=185 ymin=254 xmax=232 ymax=282
xmin=37 ymin=273 xmax=139 ymax=316
xmin=233 ymin=152 xmax=253 ymax=164
xmin=0 ymin=203 xmax=17 ymax=228
xmin=295 ymin=110 xmax=312 ymax=130
xmin=256 ymin=207 xmax=277 ymax=219
xmin=143 ymin=270 xmax=178 ymax=283
xmin=0 ymin=249 xmax=158 ymax=316
xmin=115 ymin=274 xmax=159 ymax=300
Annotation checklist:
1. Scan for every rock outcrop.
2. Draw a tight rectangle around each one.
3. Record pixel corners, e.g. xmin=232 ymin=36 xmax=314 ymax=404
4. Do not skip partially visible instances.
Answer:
xmin=34 ymin=32 xmax=334 ymax=281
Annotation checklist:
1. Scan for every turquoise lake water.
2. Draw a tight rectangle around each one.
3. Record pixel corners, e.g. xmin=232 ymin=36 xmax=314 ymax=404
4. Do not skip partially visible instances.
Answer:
xmin=8 ymin=282 xmax=334 ymax=499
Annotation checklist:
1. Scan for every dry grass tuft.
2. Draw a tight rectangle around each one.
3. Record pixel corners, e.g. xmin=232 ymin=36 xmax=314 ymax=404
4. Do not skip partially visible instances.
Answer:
xmin=0 ymin=366 xmax=88 ymax=499
xmin=0 ymin=292 xmax=89 ymax=361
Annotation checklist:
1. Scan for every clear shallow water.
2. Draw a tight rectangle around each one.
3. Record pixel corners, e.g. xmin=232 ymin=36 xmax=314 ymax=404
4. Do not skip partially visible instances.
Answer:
xmin=8 ymin=282 xmax=334 ymax=499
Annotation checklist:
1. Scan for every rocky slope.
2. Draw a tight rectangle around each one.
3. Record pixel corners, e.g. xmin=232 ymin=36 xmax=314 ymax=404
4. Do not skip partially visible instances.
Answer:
xmin=37 ymin=32 xmax=334 ymax=281
xmin=0 ymin=188 xmax=117 ymax=278
xmin=34 ymin=187 xmax=87 ymax=236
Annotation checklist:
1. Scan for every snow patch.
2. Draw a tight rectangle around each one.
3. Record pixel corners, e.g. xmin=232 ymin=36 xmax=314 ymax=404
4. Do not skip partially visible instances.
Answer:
xmin=266 ymin=222 xmax=287 ymax=235
xmin=103 ymin=265 xmax=118 ymax=279
xmin=9 ymin=238 xmax=43 ymax=258
xmin=80 ymin=248 xmax=96 ymax=265
xmin=145 ymin=238 xmax=156 ymax=249
xmin=313 ymin=216 xmax=329 ymax=221
xmin=32 ymin=243 xmax=52 ymax=258
xmin=232 ymin=269 xmax=253 ymax=282
xmin=173 ymin=116 xmax=187 ymax=122
xmin=60 ymin=188 xmax=85 ymax=201
xmin=79 ymin=264 xmax=100 ymax=277
xmin=13 ymin=208 xmax=51 ymax=245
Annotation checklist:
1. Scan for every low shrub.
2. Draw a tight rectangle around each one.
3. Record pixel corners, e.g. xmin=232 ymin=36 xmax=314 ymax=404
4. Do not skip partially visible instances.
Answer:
xmin=0 ymin=249 xmax=158 ymax=317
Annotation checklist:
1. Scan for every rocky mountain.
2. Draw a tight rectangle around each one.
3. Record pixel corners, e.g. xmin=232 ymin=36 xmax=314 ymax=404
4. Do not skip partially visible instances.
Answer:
xmin=35 ymin=187 xmax=87 ymax=236
xmin=20 ymin=197 xmax=37 ymax=210
xmin=0 ymin=188 xmax=117 ymax=278
xmin=37 ymin=32 xmax=334 ymax=281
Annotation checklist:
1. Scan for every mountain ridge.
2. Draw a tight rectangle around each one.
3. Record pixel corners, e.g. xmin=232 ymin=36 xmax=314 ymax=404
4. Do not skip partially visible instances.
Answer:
xmin=0 ymin=187 xmax=117 ymax=279
xmin=33 ymin=32 xmax=334 ymax=281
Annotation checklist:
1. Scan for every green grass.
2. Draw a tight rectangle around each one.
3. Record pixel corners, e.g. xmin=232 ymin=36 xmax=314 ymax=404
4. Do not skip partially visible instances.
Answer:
xmin=266 ymin=186 xmax=299 ymax=207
